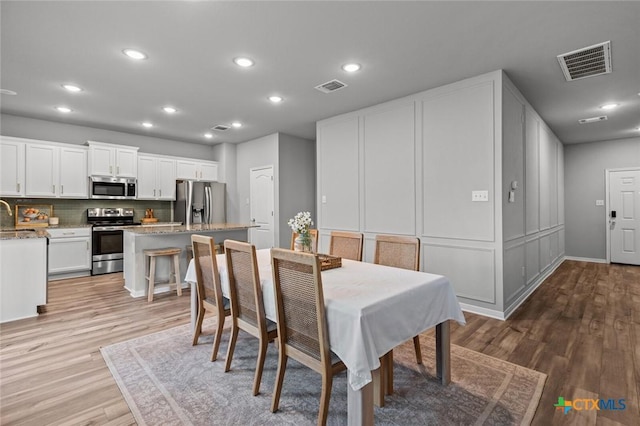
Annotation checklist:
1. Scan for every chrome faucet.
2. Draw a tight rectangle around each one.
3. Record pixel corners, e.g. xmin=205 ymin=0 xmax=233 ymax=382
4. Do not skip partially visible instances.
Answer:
xmin=0 ymin=199 xmax=12 ymax=216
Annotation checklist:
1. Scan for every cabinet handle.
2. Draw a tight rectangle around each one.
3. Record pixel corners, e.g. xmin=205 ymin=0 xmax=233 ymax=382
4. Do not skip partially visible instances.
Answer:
xmin=195 ymin=171 xmax=198 ymax=179
xmin=17 ymin=183 xmax=20 ymax=192
xmin=52 ymin=184 xmax=55 ymax=193
xmin=117 ymin=166 xmax=120 ymax=174
xmin=159 ymin=189 xmax=162 ymax=197
xmin=63 ymin=232 xmax=74 ymax=235
xmin=153 ymin=189 xmax=156 ymax=196
xmin=86 ymin=241 xmax=89 ymax=250
xmin=61 ymin=185 xmax=64 ymax=195
xmin=110 ymin=165 xmax=113 ymax=174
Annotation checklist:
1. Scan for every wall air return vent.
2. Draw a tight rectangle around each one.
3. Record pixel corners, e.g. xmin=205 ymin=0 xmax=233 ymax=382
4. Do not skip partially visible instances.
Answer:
xmin=557 ymin=41 xmax=612 ymax=81
xmin=315 ymin=79 xmax=347 ymax=93
xmin=212 ymin=125 xmax=230 ymax=131
xmin=578 ymin=116 xmax=608 ymax=124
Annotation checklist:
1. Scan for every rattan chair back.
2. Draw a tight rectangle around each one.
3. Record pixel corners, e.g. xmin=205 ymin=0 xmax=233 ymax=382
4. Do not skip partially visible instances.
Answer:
xmin=192 ymin=235 xmax=224 ymax=310
xmin=224 ymin=240 xmax=263 ymax=328
xmin=373 ymin=234 xmax=420 ymax=271
xmin=271 ymin=249 xmax=327 ymax=362
xmin=329 ymin=231 xmax=363 ymax=261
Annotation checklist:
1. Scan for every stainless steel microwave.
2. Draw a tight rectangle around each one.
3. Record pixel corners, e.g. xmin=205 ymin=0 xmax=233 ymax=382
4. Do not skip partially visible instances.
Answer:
xmin=89 ymin=176 xmax=137 ymax=199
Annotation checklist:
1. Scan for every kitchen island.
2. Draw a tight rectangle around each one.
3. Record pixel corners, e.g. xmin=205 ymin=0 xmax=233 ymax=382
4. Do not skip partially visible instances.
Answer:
xmin=123 ymin=223 xmax=254 ymax=298
xmin=0 ymin=229 xmax=49 ymax=323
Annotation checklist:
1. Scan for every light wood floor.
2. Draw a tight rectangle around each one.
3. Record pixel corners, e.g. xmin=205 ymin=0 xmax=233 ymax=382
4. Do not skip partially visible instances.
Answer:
xmin=1 ymin=260 xmax=638 ymax=425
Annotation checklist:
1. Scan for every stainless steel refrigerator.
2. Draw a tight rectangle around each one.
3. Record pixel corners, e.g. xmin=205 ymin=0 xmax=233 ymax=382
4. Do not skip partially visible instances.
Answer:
xmin=175 ymin=180 xmax=226 ymax=225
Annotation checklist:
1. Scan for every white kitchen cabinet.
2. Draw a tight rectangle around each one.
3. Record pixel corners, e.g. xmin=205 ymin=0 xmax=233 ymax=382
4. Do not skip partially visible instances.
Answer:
xmin=175 ymin=158 xmax=218 ymax=181
xmin=48 ymin=227 xmax=92 ymax=279
xmin=137 ymin=154 xmax=176 ymax=200
xmin=0 ymin=236 xmax=48 ymax=323
xmin=25 ymin=143 xmax=88 ymax=198
xmin=0 ymin=137 xmax=26 ymax=196
xmin=88 ymin=141 xmax=138 ymax=178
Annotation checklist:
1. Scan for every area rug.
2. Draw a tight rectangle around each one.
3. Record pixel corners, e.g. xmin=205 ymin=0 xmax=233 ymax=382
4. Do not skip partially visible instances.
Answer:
xmin=101 ymin=320 xmax=546 ymax=425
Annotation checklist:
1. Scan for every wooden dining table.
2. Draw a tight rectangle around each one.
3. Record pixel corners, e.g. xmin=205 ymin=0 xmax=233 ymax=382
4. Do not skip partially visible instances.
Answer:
xmin=185 ymin=248 xmax=466 ymax=425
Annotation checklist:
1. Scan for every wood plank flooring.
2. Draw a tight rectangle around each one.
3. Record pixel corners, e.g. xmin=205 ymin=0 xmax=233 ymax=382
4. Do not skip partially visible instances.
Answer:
xmin=1 ymin=260 xmax=638 ymax=425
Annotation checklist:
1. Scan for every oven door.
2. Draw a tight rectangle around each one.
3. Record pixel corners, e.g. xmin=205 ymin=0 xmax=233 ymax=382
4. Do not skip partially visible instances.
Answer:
xmin=92 ymin=227 xmax=124 ymax=274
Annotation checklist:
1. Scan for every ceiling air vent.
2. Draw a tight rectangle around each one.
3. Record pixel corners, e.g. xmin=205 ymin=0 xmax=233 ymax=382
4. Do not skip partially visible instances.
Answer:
xmin=578 ymin=116 xmax=608 ymax=124
xmin=557 ymin=41 xmax=612 ymax=81
xmin=315 ymin=79 xmax=347 ymax=93
xmin=212 ymin=124 xmax=230 ymax=131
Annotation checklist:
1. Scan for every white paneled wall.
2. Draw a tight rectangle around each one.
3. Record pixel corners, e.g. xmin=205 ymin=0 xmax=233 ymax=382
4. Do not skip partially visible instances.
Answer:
xmin=317 ymin=70 xmax=564 ymax=319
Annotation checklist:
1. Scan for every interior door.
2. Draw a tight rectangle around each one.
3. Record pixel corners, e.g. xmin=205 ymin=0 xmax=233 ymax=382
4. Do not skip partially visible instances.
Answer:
xmin=249 ymin=166 xmax=274 ymax=249
xmin=609 ymin=169 xmax=640 ymax=265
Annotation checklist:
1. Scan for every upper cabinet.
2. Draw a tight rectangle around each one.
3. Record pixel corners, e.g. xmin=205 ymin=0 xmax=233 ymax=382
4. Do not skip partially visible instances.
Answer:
xmin=87 ymin=141 xmax=138 ymax=178
xmin=0 ymin=137 xmax=26 ymax=196
xmin=175 ymin=158 xmax=218 ymax=181
xmin=137 ymin=154 xmax=176 ymax=200
xmin=25 ymin=143 xmax=88 ymax=198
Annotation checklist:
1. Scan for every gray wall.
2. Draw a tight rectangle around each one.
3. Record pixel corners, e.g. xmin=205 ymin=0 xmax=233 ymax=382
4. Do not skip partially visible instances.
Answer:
xmin=1 ymin=113 xmax=215 ymax=159
xmin=212 ymin=143 xmax=239 ymax=222
xmin=564 ymin=136 xmax=640 ymax=260
xmin=278 ymin=133 xmax=316 ymax=249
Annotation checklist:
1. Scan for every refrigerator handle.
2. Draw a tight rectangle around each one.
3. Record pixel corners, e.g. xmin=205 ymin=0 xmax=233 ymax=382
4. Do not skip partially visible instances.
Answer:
xmin=205 ymin=185 xmax=212 ymax=224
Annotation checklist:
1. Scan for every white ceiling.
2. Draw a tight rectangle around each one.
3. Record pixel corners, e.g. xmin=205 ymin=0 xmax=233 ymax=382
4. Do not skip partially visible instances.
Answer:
xmin=1 ymin=1 xmax=639 ymax=146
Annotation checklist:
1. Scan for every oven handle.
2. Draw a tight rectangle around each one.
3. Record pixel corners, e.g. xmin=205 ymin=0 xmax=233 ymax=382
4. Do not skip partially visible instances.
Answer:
xmin=92 ymin=226 xmax=124 ymax=231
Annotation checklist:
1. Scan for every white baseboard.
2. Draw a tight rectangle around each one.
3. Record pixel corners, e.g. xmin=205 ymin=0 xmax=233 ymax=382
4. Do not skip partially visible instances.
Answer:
xmin=458 ymin=303 xmax=505 ymax=320
xmin=502 ymin=256 xmax=567 ymax=319
xmin=564 ymin=256 xmax=607 ymax=264
xmin=128 ymin=282 xmax=189 ymax=298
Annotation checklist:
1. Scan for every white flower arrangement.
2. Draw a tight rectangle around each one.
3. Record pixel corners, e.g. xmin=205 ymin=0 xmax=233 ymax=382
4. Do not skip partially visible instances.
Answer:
xmin=287 ymin=211 xmax=313 ymax=234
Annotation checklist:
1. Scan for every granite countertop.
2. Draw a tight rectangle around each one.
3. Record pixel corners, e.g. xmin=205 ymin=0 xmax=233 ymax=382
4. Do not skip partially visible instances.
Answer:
xmin=0 ymin=223 xmax=92 ymax=240
xmin=0 ymin=229 xmax=50 ymax=240
xmin=123 ymin=223 xmax=256 ymax=235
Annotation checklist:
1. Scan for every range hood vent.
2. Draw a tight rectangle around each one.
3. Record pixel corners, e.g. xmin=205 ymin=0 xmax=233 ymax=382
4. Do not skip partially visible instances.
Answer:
xmin=212 ymin=125 xmax=230 ymax=131
xmin=578 ymin=115 xmax=608 ymax=124
xmin=315 ymin=79 xmax=347 ymax=93
xmin=557 ymin=41 xmax=612 ymax=81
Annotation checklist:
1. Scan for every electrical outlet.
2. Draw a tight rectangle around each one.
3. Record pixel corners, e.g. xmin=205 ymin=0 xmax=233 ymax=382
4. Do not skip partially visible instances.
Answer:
xmin=472 ymin=190 xmax=489 ymax=202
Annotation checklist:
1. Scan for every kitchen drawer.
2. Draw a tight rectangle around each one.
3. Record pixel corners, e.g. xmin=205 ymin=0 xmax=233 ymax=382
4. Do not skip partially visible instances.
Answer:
xmin=47 ymin=227 xmax=91 ymax=239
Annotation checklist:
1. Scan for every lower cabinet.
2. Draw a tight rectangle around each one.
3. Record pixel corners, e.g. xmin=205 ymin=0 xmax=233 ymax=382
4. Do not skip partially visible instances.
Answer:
xmin=48 ymin=227 xmax=92 ymax=280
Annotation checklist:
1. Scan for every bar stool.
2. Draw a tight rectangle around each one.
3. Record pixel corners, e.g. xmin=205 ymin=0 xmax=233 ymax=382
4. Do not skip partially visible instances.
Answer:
xmin=144 ymin=247 xmax=182 ymax=302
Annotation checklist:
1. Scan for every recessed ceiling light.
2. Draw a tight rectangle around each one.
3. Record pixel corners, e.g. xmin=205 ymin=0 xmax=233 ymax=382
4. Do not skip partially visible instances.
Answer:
xmin=342 ymin=63 xmax=361 ymax=72
xmin=268 ymin=95 xmax=283 ymax=103
xmin=1 ymin=89 xmax=18 ymax=95
xmin=233 ymin=57 xmax=254 ymax=67
xmin=231 ymin=121 xmax=242 ymax=128
xmin=62 ymin=84 xmax=82 ymax=92
xmin=55 ymin=106 xmax=72 ymax=113
xmin=142 ymin=121 xmax=153 ymax=128
xmin=162 ymin=106 xmax=177 ymax=114
xmin=123 ymin=49 xmax=147 ymax=60
xmin=600 ymin=103 xmax=619 ymax=110
xmin=204 ymin=133 xmax=213 ymax=139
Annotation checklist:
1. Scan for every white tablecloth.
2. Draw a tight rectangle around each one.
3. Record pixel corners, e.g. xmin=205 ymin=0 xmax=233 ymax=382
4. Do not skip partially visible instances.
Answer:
xmin=185 ymin=248 xmax=466 ymax=391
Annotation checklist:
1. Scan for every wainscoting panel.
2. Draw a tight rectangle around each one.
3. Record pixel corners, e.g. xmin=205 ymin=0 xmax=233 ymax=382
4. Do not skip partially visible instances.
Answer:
xmin=424 ymin=243 xmax=495 ymax=304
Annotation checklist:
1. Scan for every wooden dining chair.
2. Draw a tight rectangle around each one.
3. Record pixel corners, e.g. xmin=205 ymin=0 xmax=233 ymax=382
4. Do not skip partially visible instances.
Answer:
xmin=270 ymin=248 xmax=346 ymax=426
xmin=328 ymin=231 xmax=363 ymax=261
xmin=373 ymin=234 xmax=422 ymax=397
xmin=191 ymin=235 xmax=231 ymax=362
xmin=289 ymin=228 xmax=319 ymax=252
xmin=223 ymin=239 xmax=278 ymax=396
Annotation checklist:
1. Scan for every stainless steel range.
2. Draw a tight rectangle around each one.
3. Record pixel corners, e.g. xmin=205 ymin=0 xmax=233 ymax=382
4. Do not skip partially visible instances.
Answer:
xmin=87 ymin=208 xmax=139 ymax=275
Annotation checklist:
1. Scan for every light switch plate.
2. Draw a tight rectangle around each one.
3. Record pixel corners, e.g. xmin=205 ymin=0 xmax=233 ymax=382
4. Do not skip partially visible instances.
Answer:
xmin=321 ymin=195 xmax=327 ymax=204
xmin=472 ymin=190 xmax=489 ymax=202
xmin=596 ymin=200 xmax=604 ymax=206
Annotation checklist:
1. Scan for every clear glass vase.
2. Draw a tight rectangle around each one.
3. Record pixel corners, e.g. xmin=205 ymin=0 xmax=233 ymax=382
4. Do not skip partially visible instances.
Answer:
xmin=294 ymin=231 xmax=313 ymax=252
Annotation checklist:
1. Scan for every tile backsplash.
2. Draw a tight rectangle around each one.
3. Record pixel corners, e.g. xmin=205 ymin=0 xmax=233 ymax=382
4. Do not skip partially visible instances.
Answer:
xmin=0 ymin=198 xmax=172 ymax=228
